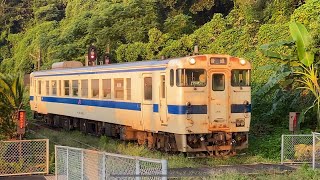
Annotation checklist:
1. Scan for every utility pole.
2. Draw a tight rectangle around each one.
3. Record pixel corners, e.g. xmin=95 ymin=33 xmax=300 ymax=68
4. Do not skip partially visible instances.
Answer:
xmin=38 ymin=47 xmax=41 ymax=71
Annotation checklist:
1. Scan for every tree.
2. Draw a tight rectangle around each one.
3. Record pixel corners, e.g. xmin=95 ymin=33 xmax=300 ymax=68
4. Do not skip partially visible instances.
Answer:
xmin=258 ymin=22 xmax=320 ymax=129
xmin=0 ymin=74 xmax=25 ymax=139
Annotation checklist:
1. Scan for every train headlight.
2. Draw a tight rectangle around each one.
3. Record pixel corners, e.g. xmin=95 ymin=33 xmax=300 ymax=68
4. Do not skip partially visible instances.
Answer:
xmin=189 ymin=58 xmax=196 ymax=65
xmin=236 ymin=119 xmax=245 ymax=127
xmin=239 ymin=58 xmax=246 ymax=65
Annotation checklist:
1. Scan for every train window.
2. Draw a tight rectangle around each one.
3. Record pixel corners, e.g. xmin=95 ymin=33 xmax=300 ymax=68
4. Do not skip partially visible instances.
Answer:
xmin=102 ymin=79 xmax=111 ymax=99
xmin=38 ymin=81 xmax=41 ymax=95
xmin=72 ymin=80 xmax=79 ymax=97
xmin=126 ymin=78 xmax=131 ymax=100
xmin=170 ymin=69 xmax=174 ymax=87
xmin=45 ymin=81 xmax=49 ymax=96
xmin=161 ymin=75 xmax=165 ymax=98
xmin=176 ymin=69 xmax=206 ymax=87
xmin=91 ymin=79 xmax=99 ymax=98
xmin=34 ymin=80 xmax=36 ymax=93
xmin=81 ymin=80 xmax=88 ymax=98
xmin=212 ymin=74 xmax=225 ymax=91
xmin=231 ymin=70 xmax=250 ymax=87
xmin=144 ymin=77 xmax=152 ymax=100
xmin=52 ymin=80 xmax=57 ymax=96
xmin=114 ymin=79 xmax=124 ymax=99
xmin=64 ymin=80 xmax=70 ymax=96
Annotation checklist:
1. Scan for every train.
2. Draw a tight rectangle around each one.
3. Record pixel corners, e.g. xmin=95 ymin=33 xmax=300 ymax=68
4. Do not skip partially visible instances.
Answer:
xmin=30 ymin=54 xmax=251 ymax=156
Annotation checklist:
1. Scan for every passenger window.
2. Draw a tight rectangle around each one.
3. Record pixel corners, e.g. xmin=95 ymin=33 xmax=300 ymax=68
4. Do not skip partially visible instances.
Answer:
xmin=161 ymin=75 xmax=165 ymax=98
xmin=46 ymin=81 xmax=49 ymax=96
xmin=38 ymin=81 xmax=41 ymax=95
xmin=34 ymin=80 xmax=36 ymax=94
xmin=144 ymin=77 xmax=152 ymax=100
xmin=231 ymin=70 xmax=251 ymax=86
xmin=72 ymin=80 xmax=79 ymax=97
xmin=81 ymin=80 xmax=88 ymax=98
xmin=64 ymin=80 xmax=70 ymax=96
xmin=126 ymin=78 xmax=131 ymax=100
xmin=91 ymin=79 xmax=99 ymax=98
xmin=102 ymin=79 xmax=111 ymax=99
xmin=212 ymin=74 xmax=225 ymax=91
xmin=114 ymin=79 xmax=124 ymax=99
xmin=170 ymin=69 xmax=174 ymax=87
xmin=52 ymin=80 xmax=57 ymax=96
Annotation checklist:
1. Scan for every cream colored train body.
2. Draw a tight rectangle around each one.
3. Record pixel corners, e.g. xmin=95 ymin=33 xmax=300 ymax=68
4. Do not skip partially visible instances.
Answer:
xmin=30 ymin=54 xmax=251 ymax=155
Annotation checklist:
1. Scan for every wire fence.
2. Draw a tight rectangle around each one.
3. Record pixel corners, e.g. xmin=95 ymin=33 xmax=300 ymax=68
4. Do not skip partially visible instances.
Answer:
xmin=55 ymin=145 xmax=168 ymax=180
xmin=0 ymin=139 xmax=49 ymax=176
xmin=281 ymin=133 xmax=320 ymax=169
xmin=281 ymin=134 xmax=313 ymax=164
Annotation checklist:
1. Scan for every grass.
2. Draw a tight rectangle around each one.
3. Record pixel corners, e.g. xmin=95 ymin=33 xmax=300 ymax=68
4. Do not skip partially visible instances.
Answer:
xmin=207 ymin=165 xmax=320 ymax=180
xmin=25 ymin=121 xmax=320 ymax=178
xmin=27 ymin=124 xmax=280 ymax=169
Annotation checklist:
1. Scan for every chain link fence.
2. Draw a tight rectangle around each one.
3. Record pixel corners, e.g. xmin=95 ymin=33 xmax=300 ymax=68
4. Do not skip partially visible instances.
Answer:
xmin=281 ymin=134 xmax=313 ymax=164
xmin=0 ymin=139 xmax=49 ymax=176
xmin=55 ymin=145 xmax=168 ymax=180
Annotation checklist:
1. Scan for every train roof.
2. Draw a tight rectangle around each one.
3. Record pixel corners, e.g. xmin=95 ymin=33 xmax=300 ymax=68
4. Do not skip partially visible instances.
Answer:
xmin=31 ymin=59 xmax=171 ymax=77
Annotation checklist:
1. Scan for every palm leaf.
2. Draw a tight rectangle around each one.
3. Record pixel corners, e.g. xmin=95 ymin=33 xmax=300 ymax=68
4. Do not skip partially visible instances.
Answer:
xmin=289 ymin=22 xmax=314 ymax=66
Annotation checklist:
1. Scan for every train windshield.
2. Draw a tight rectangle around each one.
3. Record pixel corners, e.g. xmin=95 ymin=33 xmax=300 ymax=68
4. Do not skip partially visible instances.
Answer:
xmin=176 ymin=69 xmax=206 ymax=87
xmin=231 ymin=70 xmax=250 ymax=86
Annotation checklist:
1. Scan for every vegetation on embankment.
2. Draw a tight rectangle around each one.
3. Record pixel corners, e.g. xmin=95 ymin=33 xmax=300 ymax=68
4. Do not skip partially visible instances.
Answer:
xmin=27 ymin=122 xmax=281 ymax=169
xmin=0 ymin=75 xmax=25 ymax=140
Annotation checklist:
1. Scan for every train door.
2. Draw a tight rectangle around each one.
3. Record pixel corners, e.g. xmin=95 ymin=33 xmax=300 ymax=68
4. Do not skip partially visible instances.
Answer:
xmin=209 ymin=71 xmax=229 ymax=127
xmin=34 ymin=79 xmax=42 ymax=111
xmin=159 ymin=73 xmax=168 ymax=125
xmin=142 ymin=74 xmax=153 ymax=131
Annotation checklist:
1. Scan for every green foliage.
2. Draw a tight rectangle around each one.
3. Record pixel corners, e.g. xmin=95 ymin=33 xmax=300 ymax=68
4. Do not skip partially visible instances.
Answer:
xmin=0 ymin=74 xmax=25 ymax=139
xmin=289 ymin=22 xmax=314 ymax=66
xmin=116 ymin=42 xmax=147 ymax=62
xmin=164 ymin=14 xmax=195 ymax=39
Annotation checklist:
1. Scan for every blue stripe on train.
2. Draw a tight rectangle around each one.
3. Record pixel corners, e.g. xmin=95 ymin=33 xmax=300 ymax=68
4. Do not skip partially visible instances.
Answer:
xmin=30 ymin=96 xmax=251 ymax=114
xmin=153 ymin=104 xmax=159 ymax=112
xmin=167 ymin=105 xmax=207 ymax=114
xmin=42 ymin=97 xmax=141 ymax=111
xmin=231 ymin=104 xmax=252 ymax=113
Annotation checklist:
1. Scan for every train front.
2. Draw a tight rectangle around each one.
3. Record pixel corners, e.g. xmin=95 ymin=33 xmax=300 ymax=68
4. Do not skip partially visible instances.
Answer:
xmin=169 ymin=55 xmax=251 ymax=156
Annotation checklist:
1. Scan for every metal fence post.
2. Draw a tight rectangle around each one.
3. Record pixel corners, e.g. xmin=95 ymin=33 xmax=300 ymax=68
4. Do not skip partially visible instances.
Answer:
xmin=135 ymin=158 xmax=140 ymax=180
xmin=46 ymin=139 xmax=49 ymax=174
xmin=81 ymin=150 xmax=84 ymax=180
xmin=104 ymin=154 xmax=108 ymax=179
xmin=313 ymin=132 xmax=316 ymax=170
xmin=66 ymin=147 xmax=69 ymax=179
xmin=102 ymin=153 xmax=106 ymax=180
xmin=281 ymin=135 xmax=284 ymax=164
xmin=55 ymin=146 xmax=57 ymax=180
xmin=161 ymin=159 xmax=168 ymax=180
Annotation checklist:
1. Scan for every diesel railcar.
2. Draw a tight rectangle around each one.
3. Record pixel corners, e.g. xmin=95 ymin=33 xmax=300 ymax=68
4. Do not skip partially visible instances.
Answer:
xmin=30 ymin=54 xmax=251 ymax=156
